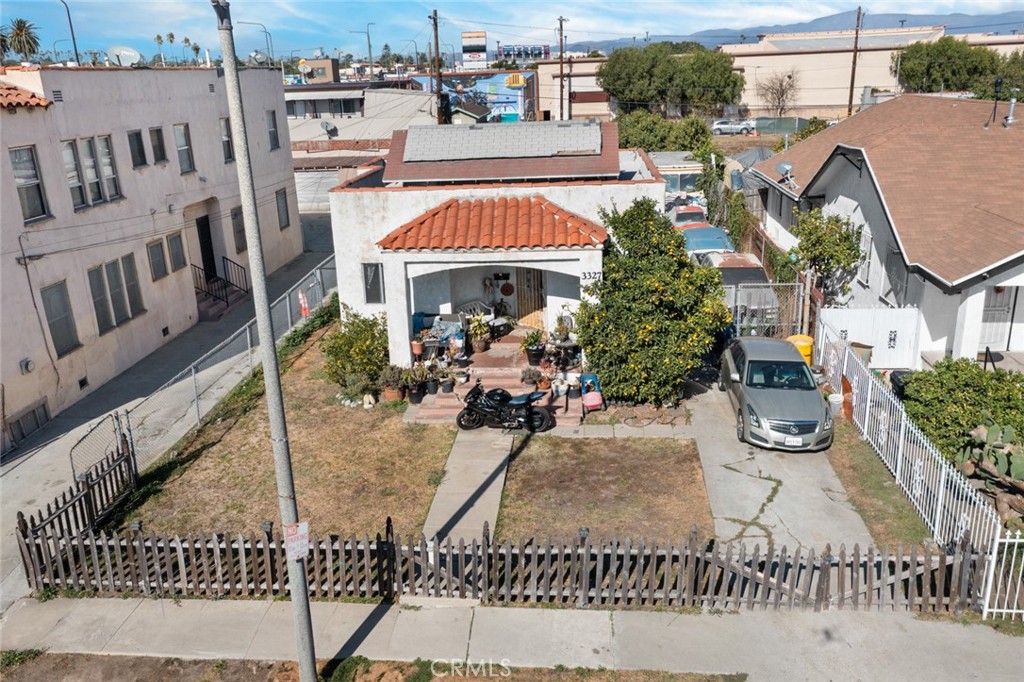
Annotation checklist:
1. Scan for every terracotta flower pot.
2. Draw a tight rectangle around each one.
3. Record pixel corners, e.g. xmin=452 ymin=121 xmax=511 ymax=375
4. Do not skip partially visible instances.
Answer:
xmin=411 ymin=340 xmax=425 ymax=356
xmin=537 ymin=377 xmax=552 ymax=391
xmin=383 ymin=385 xmax=404 ymax=402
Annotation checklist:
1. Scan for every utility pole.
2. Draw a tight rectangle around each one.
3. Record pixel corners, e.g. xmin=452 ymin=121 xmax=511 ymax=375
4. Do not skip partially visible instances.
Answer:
xmin=567 ymin=56 xmax=573 ymax=120
xmin=349 ymin=23 xmax=374 ymax=81
xmin=558 ymin=16 xmax=568 ymax=120
xmin=209 ymin=4 xmax=317 ymax=682
xmin=432 ymin=9 xmax=443 ymax=124
xmin=847 ymin=6 xmax=862 ymax=118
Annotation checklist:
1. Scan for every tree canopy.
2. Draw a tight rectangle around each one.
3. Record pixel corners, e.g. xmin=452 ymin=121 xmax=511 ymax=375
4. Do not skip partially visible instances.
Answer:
xmin=616 ymin=110 xmax=713 ymax=153
xmin=574 ymin=198 xmax=731 ymax=405
xmin=788 ymin=208 xmax=862 ymax=304
xmin=2 ymin=18 xmax=39 ymax=61
xmin=596 ymin=43 xmax=744 ymax=115
xmin=892 ymin=36 xmax=1001 ymax=94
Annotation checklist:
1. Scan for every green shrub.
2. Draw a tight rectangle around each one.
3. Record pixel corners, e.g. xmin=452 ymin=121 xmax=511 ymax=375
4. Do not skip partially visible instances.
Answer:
xmin=328 ymin=655 xmax=370 ymax=682
xmin=280 ymin=293 xmax=340 ymax=356
xmin=902 ymin=358 xmax=1024 ymax=460
xmin=319 ymin=305 xmax=389 ymax=390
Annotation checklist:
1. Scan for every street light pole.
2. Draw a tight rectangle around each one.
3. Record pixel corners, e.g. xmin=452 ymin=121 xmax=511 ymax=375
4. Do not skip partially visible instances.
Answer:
xmin=53 ymin=39 xmax=71 ymax=64
xmin=238 ymin=20 xmax=274 ymax=64
xmin=209 ymin=4 xmax=317 ymax=682
xmin=349 ymin=23 xmax=375 ymax=80
xmin=58 ymin=1 xmax=81 ymax=65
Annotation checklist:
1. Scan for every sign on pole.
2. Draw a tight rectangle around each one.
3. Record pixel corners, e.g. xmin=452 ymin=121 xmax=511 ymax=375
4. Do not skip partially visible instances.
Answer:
xmin=285 ymin=522 xmax=309 ymax=561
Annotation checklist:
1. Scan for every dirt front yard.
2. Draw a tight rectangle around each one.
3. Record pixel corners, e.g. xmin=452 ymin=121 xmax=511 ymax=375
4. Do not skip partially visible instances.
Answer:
xmin=124 ymin=337 xmax=456 ymax=537
xmin=497 ymin=437 xmax=714 ymax=542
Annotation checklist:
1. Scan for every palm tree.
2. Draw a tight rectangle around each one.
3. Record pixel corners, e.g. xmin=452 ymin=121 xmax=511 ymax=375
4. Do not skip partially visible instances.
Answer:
xmin=181 ymin=36 xmax=190 ymax=64
xmin=154 ymin=34 xmax=165 ymax=66
xmin=5 ymin=18 xmax=39 ymax=61
xmin=0 ymin=26 xmax=10 ymax=58
xmin=166 ymin=32 xmax=174 ymax=64
xmin=191 ymin=43 xmax=200 ymax=65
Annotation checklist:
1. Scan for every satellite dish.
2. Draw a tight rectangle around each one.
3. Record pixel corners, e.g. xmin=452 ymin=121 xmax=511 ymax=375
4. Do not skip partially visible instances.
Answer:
xmin=250 ymin=50 xmax=268 ymax=64
xmin=775 ymin=161 xmax=794 ymax=176
xmin=320 ymin=120 xmax=338 ymax=138
xmin=299 ymin=64 xmax=312 ymax=74
xmin=108 ymin=45 xmax=142 ymax=66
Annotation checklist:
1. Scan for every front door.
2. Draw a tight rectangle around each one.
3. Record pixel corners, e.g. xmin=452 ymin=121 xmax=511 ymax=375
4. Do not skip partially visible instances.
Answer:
xmin=979 ymin=286 xmax=1014 ymax=352
xmin=195 ymin=215 xmax=217 ymax=281
xmin=517 ymin=268 xmax=545 ymax=329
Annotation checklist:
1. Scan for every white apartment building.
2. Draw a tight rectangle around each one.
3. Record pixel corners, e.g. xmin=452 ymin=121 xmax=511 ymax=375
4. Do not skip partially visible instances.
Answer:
xmin=1 ymin=65 xmax=302 ymax=453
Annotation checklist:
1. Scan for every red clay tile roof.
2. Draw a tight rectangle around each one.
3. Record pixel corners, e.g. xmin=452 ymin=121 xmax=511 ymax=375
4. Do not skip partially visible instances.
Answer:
xmin=377 ymin=196 xmax=608 ymax=251
xmin=0 ymin=83 xmax=51 ymax=109
xmin=291 ymin=139 xmax=391 ymax=152
xmin=383 ymin=122 xmax=620 ymax=184
xmin=751 ymin=95 xmax=1024 ymax=286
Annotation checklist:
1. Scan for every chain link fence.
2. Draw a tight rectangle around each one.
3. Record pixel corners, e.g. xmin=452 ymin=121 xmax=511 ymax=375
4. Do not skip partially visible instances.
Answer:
xmin=69 ymin=256 xmax=337 ymax=476
xmin=724 ymin=282 xmax=805 ymax=339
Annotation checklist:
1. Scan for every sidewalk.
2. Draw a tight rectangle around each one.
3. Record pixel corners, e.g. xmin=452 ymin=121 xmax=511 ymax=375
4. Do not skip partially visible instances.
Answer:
xmin=0 ymin=216 xmax=333 ymax=614
xmin=1 ymin=596 xmax=1021 ymax=680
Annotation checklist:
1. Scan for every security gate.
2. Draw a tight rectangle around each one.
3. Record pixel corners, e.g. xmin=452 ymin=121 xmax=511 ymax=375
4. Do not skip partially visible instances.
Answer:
xmin=979 ymin=286 xmax=1014 ymax=352
xmin=724 ymin=282 xmax=804 ymax=339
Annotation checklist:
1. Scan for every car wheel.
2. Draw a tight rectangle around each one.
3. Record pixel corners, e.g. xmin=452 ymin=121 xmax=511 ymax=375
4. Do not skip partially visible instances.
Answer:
xmin=740 ymin=127 xmax=749 ymax=135
xmin=713 ymin=129 xmax=722 ymax=136
xmin=736 ymin=410 xmax=745 ymax=443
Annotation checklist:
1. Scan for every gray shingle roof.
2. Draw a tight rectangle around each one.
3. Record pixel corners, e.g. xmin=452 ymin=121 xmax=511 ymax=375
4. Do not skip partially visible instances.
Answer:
xmin=403 ymin=120 xmax=603 ymax=162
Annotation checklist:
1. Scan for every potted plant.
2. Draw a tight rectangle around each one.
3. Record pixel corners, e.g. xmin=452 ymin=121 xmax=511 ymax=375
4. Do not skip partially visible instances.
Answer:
xmin=468 ymin=313 xmax=491 ymax=354
xmin=410 ymin=331 xmax=426 ymax=357
xmin=407 ymin=365 xmax=430 ymax=405
xmin=439 ymin=369 xmax=456 ymax=393
xmin=520 ymin=330 xmax=545 ymax=366
xmin=424 ymin=364 xmax=440 ymax=395
xmin=454 ymin=370 xmax=470 ymax=384
xmin=521 ymin=367 xmax=542 ymax=386
xmin=380 ymin=364 xmax=406 ymax=402
xmin=537 ymin=358 xmax=554 ymax=391
xmin=454 ymin=351 xmax=470 ymax=368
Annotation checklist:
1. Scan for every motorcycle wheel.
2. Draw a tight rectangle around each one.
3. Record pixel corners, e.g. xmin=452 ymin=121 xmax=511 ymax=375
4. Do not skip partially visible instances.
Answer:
xmin=525 ymin=407 xmax=553 ymax=433
xmin=456 ymin=409 xmax=485 ymax=430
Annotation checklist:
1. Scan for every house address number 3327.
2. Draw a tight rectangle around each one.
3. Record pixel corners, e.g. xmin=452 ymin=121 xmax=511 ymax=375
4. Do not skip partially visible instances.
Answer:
xmin=581 ymin=271 xmax=603 ymax=281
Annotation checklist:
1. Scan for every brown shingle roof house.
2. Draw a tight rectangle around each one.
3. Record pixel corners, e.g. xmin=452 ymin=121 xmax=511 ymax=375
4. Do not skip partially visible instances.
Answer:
xmin=750 ymin=95 xmax=1024 ymax=289
xmin=748 ymin=94 xmax=1024 ymax=364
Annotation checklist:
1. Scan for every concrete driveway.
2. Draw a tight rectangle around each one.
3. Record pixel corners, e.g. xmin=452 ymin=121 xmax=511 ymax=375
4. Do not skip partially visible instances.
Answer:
xmin=685 ymin=384 xmax=873 ymax=551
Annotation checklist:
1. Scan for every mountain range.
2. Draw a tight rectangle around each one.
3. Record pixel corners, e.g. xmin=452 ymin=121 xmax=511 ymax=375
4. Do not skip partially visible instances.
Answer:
xmin=566 ymin=10 xmax=1024 ymax=53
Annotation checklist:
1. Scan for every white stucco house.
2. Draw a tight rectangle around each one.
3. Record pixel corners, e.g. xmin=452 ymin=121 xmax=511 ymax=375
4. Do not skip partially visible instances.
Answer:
xmin=328 ymin=119 xmax=663 ymax=364
xmin=747 ymin=95 xmax=1024 ymax=367
xmin=1 ymin=65 xmax=302 ymax=453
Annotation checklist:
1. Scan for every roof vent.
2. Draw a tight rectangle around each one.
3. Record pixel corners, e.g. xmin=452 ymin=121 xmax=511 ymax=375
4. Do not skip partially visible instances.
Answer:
xmin=51 ymin=89 xmax=63 ymax=102
xmin=1004 ymin=95 xmax=1018 ymax=127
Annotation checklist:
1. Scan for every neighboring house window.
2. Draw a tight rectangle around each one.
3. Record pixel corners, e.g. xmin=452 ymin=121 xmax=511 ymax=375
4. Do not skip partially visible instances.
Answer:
xmin=148 ymin=240 xmax=169 ymax=280
xmin=89 ymin=255 xmax=145 ymax=332
xmin=150 ymin=127 xmax=168 ymax=163
xmin=173 ymin=123 xmax=195 ymax=173
xmin=363 ymin=263 xmax=384 ymax=304
xmin=231 ymin=206 xmax=246 ymax=253
xmin=857 ymin=230 xmax=872 ymax=286
xmin=40 ymin=281 xmax=79 ymax=356
xmin=97 ymin=136 xmax=121 ymax=199
xmin=127 ymin=130 xmax=147 ymax=167
xmin=167 ymin=232 xmax=187 ymax=271
xmin=9 ymin=146 xmax=48 ymax=221
xmin=80 ymin=138 xmax=104 ymax=203
xmin=220 ymin=117 xmax=234 ymax=162
xmin=276 ymin=189 xmax=290 ymax=229
xmin=266 ymin=110 xmax=280 ymax=150
xmin=884 ymin=249 xmax=909 ymax=306
xmin=61 ymin=141 xmax=87 ymax=209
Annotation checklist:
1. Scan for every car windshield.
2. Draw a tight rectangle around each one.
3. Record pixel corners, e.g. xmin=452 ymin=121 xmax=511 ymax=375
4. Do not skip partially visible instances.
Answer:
xmin=745 ymin=360 xmax=816 ymax=390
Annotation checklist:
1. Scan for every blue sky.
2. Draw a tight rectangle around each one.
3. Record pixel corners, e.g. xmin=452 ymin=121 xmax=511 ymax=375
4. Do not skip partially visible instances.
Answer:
xmin=3 ymin=0 xmax=1021 ymax=62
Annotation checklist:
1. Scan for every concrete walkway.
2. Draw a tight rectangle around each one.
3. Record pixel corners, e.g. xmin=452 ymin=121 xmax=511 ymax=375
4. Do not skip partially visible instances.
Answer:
xmin=0 ymin=216 xmax=333 ymax=614
xmin=2 ymin=596 xmax=1021 ymax=681
xmin=422 ymin=430 xmax=515 ymax=541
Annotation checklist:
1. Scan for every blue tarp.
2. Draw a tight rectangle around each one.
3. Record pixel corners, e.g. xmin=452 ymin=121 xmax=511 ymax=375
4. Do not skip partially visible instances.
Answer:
xmin=682 ymin=227 xmax=735 ymax=254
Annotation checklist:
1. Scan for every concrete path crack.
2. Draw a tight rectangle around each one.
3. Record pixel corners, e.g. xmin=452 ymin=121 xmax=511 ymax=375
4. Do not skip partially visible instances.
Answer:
xmin=720 ymin=461 xmax=783 ymax=545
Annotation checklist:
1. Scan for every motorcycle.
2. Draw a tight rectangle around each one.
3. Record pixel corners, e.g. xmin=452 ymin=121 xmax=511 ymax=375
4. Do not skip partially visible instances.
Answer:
xmin=456 ymin=380 xmax=553 ymax=432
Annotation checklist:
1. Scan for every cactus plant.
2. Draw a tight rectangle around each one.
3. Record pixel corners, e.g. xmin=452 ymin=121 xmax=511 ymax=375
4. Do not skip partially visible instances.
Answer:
xmin=959 ymin=414 xmax=1024 ymax=528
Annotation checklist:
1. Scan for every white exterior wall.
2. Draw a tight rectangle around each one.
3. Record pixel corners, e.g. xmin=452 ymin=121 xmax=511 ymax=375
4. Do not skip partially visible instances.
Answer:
xmin=1 ymin=67 xmax=301 ymax=443
xmin=330 ymin=180 xmax=660 ymax=364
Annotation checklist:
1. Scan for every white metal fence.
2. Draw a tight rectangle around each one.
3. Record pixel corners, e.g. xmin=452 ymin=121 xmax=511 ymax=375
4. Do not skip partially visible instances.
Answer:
xmin=69 ymin=255 xmax=337 ymax=477
xmin=815 ymin=318 xmax=1022 ymax=620
xmin=818 ymin=306 xmax=922 ymax=369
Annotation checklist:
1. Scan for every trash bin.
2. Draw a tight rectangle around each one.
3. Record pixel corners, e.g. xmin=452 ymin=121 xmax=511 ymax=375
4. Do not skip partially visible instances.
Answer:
xmin=889 ymin=369 xmax=913 ymax=400
xmin=787 ymin=334 xmax=814 ymax=365
xmin=828 ymin=393 xmax=844 ymax=415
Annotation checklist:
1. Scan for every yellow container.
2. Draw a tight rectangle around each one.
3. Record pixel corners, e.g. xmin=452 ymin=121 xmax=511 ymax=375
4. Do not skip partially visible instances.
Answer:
xmin=787 ymin=334 xmax=814 ymax=365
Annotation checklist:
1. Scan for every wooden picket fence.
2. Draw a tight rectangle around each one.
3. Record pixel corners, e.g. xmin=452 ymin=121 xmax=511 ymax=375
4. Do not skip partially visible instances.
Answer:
xmin=16 ymin=520 xmax=988 ymax=613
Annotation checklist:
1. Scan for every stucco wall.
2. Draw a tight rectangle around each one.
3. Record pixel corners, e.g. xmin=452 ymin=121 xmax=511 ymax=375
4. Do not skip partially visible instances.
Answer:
xmin=1 ymin=67 xmax=301 ymax=437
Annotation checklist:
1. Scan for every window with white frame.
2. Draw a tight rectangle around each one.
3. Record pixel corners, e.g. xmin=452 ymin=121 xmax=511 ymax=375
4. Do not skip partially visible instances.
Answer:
xmin=276 ymin=188 xmax=289 ymax=229
xmin=150 ymin=127 xmax=168 ymax=163
xmin=173 ymin=123 xmax=195 ymax=173
xmin=80 ymin=138 xmax=104 ymax=203
xmin=167 ymin=232 xmax=187 ymax=271
xmin=127 ymin=130 xmax=147 ymax=167
xmin=363 ymin=263 xmax=384 ymax=304
xmin=96 ymin=136 xmax=121 ymax=199
xmin=61 ymin=140 xmax=87 ymax=209
xmin=89 ymin=254 xmax=145 ymax=333
xmin=9 ymin=146 xmax=48 ymax=221
xmin=231 ymin=206 xmax=246 ymax=253
xmin=220 ymin=117 xmax=234 ymax=162
xmin=40 ymin=281 xmax=79 ymax=356
xmin=266 ymin=110 xmax=280 ymax=150
xmin=148 ymin=240 xmax=168 ymax=280
xmin=884 ymin=248 xmax=909 ymax=306
xmin=857 ymin=229 xmax=872 ymax=285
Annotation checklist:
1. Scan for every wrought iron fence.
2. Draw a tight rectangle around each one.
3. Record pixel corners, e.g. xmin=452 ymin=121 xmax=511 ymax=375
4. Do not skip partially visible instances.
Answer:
xmin=69 ymin=256 xmax=337 ymax=476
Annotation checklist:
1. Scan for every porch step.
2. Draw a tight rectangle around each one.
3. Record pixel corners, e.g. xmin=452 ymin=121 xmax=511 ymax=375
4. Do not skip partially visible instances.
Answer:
xmin=195 ymin=286 xmax=247 ymax=322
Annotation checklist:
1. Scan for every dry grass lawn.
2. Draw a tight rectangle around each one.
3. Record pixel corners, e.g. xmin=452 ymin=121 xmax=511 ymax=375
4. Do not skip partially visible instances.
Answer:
xmin=497 ymin=437 xmax=714 ymax=543
xmin=126 ymin=337 xmax=455 ymax=537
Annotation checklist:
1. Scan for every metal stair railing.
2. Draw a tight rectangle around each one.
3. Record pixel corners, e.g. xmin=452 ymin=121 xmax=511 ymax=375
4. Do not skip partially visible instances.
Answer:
xmin=221 ymin=256 xmax=249 ymax=295
xmin=191 ymin=264 xmax=229 ymax=305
